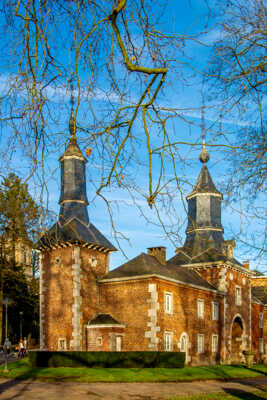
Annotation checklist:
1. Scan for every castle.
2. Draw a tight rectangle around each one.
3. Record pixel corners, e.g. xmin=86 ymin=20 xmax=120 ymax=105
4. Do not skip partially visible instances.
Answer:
xmin=36 ymin=117 xmax=267 ymax=365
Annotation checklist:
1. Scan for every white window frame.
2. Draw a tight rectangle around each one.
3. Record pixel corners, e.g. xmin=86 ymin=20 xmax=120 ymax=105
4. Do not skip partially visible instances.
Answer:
xmin=96 ymin=336 xmax=102 ymax=346
xmin=115 ymin=335 xmax=122 ymax=351
xmin=197 ymin=334 xmax=204 ymax=354
xmin=58 ymin=338 xmax=67 ymax=351
xmin=212 ymin=302 xmax=219 ymax=321
xmin=259 ymin=313 xmax=263 ymax=329
xmin=235 ymin=286 xmax=242 ymax=306
xmin=164 ymin=332 xmax=173 ymax=351
xmin=212 ymin=334 xmax=218 ymax=353
xmin=260 ymin=338 xmax=264 ymax=353
xmin=164 ymin=292 xmax=173 ymax=314
xmin=197 ymin=299 xmax=204 ymax=319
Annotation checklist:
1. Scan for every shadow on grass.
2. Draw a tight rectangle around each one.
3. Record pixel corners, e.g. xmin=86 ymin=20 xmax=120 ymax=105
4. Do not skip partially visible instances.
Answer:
xmin=223 ymin=388 xmax=267 ymax=399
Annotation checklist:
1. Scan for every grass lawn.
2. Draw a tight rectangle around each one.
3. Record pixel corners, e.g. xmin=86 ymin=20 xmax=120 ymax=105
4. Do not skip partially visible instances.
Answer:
xmin=0 ymin=358 xmax=266 ymax=382
xmin=171 ymin=391 xmax=267 ymax=400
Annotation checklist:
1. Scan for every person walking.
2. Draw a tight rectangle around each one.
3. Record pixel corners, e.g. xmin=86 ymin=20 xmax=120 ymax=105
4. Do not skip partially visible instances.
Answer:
xmin=3 ymin=338 xmax=11 ymax=355
xmin=18 ymin=338 xmax=24 ymax=358
xmin=23 ymin=337 xmax=28 ymax=355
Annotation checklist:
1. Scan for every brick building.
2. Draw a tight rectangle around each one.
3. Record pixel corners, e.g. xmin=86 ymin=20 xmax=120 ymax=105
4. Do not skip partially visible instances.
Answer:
xmin=36 ymin=117 xmax=267 ymax=365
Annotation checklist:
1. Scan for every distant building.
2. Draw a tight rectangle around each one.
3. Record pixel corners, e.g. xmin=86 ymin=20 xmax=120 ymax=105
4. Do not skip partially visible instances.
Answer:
xmin=1 ymin=232 xmax=32 ymax=278
xmin=36 ymin=117 xmax=266 ymax=365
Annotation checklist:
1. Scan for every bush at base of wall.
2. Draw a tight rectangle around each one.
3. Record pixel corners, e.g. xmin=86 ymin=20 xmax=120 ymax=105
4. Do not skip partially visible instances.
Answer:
xmin=29 ymin=351 xmax=185 ymax=368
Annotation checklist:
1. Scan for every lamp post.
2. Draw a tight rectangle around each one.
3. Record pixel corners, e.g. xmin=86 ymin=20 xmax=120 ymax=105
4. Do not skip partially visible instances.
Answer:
xmin=19 ymin=311 xmax=23 ymax=339
xmin=2 ymin=298 xmax=13 ymax=373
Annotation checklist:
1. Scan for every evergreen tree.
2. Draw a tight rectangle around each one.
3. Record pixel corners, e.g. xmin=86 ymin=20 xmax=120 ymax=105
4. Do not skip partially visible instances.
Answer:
xmin=0 ymin=174 xmax=40 ymax=344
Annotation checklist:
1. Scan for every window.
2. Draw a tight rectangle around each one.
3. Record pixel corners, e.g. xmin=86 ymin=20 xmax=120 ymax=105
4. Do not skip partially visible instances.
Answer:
xmin=212 ymin=302 xmax=219 ymax=321
xmin=96 ymin=337 xmax=102 ymax=346
xmin=164 ymin=332 xmax=173 ymax=351
xmin=235 ymin=287 xmax=242 ymax=306
xmin=260 ymin=338 xmax=264 ymax=353
xmin=58 ymin=338 xmax=67 ymax=350
xmin=212 ymin=335 xmax=218 ymax=353
xmin=116 ymin=336 xmax=122 ymax=351
xmin=197 ymin=334 xmax=204 ymax=354
xmin=260 ymin=313 xmax=263 ymax=329
xmin=164 ymin=292 xmax=173 ymax=314
xmin=197 ymin=299 xmax=204 ymax=319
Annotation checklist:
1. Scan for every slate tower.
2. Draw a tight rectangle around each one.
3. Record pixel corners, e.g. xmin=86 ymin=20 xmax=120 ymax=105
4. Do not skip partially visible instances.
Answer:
xmin=36 ymin=115 xmax=116 ymax=351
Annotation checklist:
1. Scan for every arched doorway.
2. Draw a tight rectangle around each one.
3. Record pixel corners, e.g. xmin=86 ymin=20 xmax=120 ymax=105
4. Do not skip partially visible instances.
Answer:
xmin=230 ymin=315 xmax=246 ymax=364
xmin=180 ymin=333 xmax=189 ymax=365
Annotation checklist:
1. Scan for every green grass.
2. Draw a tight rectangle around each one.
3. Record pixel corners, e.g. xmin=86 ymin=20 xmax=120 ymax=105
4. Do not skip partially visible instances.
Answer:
xmin=171 ymin=391 xmax=267 ymax=400
xmin=0 ymin=358 xmax=266 ymax=382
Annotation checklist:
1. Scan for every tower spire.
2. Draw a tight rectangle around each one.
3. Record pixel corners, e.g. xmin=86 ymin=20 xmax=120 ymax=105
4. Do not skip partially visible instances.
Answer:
xmin=69 ymin=76 xmax=77 ymax=140
xmin=199 ymin=105 xmax=210 ymax=164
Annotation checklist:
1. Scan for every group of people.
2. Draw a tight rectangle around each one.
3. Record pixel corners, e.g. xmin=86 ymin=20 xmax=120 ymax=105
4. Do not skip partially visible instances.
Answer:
xmin=18 ymin=337 xmax=28 ymax=358
xmin=3 ymin=337 xmax=28 ymax=358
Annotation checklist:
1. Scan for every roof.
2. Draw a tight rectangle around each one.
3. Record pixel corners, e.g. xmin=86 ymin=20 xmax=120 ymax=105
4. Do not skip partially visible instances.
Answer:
xmin=103 ymin=252 xmax=218 ymax=292
xmin=252 ymin=287 xmax=267 ymax=305
xmin=169 ymin=247 xmax=244 ymax=268
xmin=59 ymin=137 xmax=87 ymax=162
xmin=88 ymin=313 xmax=121 ymax=325
xmin=187 ymin=165 xmax=222 ymax=198
xmin=35 ymin=218 xmax=116 ymax=251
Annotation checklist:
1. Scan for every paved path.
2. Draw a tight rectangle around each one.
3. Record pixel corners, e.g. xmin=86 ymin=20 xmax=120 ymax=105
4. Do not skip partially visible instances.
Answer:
xmin=0 ymin=377 xmax=267 ymax=400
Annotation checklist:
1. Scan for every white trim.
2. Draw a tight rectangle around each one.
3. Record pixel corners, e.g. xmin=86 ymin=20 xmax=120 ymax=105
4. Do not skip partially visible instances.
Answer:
xmin=212 ymin=334 xmax=219 ymax=353
xmin=235 ymin=286 xmax=242 ymax=306
xmin=70 ymin=246 xmax=82 ymax=351
xmin=212 ymin=301 xmax=219 ymax=321
xmin=197 ymin=299 xmax=204 ymax=319
xmin=164 ymin=292 xmax=173 ymax=314
xmin=87 ymin=324 xmax=126 ymax=329
xmin=164 ymin=331 xmax=173 ymax=351
xmin=39 ymin=253 xmax=45 ymax=350
xmin=186 ymin=227 xmax=223 ymax=234
xmin=100 ymin=274 xmax=220 ymax=294
xmin=186 ymin=192 xmax=222 ymax=200
xmin=197 ymin=334 xmax=204 ymax=354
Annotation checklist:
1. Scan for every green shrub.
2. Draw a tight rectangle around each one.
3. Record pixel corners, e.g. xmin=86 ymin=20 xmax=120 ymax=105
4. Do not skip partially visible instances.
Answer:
xmin=29 ymin=351 xmax=185 ymax=368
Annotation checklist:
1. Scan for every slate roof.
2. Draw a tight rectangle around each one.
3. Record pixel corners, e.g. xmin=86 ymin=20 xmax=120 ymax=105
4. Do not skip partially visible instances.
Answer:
xmin=103 ymin=252 xmax=218 ymax=292
xmin=251 ymin=287 xmax=267 ymax=305
xmin=88 ymin=313 xmax=121 ymax=325
xmin=36 ymin=219 xmax=116 ymax=251
xmin=187 ymin=165 xmax=222 ymax=198
xmin=169 ymin=247 xmax=244 ymax=268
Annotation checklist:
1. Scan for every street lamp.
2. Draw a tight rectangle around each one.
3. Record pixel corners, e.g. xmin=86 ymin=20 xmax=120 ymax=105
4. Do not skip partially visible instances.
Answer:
xmin=2 ymin=298 xmax=13 ymax=373
xmin=19 ymin=311 xmax=23 ymax=339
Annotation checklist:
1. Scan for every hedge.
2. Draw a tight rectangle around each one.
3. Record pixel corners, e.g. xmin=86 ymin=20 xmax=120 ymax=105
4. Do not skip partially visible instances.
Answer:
xmin=29 ymin=351 xmax=185 ymax=368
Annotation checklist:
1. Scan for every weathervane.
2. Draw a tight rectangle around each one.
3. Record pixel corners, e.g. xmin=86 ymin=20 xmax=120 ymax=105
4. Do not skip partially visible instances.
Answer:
xmin=69 ymin=75 xmax=77 ymax=140
xmin=199 ymin=104 xmax=210 ymax=164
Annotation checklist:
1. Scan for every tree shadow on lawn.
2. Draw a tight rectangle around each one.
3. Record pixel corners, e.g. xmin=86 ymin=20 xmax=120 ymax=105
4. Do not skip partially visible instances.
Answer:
xmin=223 ymin=388 xmax=267 ymax=400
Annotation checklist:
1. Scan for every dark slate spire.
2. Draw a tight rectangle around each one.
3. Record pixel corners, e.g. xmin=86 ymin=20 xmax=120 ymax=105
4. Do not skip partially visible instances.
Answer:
xmin=59 ymin=111 xmax=89 ymax=226
xmin=36 ymin=114 xmax=116 ymax=252
xmin=183 ymin=116 xmax=224 ymax=255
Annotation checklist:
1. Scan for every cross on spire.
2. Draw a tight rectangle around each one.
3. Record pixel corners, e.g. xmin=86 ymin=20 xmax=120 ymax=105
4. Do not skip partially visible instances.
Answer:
xmin=199 ymin=105 xmax=210 ymax=164
xmin=69 ymin=75 xmax=76 ymax=140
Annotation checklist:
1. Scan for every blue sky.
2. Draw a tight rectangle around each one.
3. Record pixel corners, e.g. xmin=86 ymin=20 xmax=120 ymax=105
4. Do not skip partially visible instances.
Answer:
xmin=0 ymin=0 xmax=265 ymax=271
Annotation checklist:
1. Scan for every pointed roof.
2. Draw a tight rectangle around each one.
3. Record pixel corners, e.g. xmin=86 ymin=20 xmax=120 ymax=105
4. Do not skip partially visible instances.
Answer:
xmin=187 ymin=164 xmax=222 ymax=198
xmin=102 ymin=252 xmax=218 ymax=291
xmin=59 ymin=136 xmax=87 ymax=162
xmin=36 ymin=219 xmax=116 ymax=251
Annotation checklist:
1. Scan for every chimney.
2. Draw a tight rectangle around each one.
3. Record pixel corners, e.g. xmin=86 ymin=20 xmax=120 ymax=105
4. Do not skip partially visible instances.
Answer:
xmin=242 ymin=260 xmax=250 ymax=270
xmin=147 ymin=246 xmax=166 ymax=265
xmin=222 ymin=239 xmax=236 ymax=259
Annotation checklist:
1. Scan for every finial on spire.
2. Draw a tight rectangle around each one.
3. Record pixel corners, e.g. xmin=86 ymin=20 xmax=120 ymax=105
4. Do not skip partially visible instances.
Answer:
xmin=69 ymin=75 xmax=76 ymax=140
xmin=199 ymin=105 xmax=210 ymax=164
